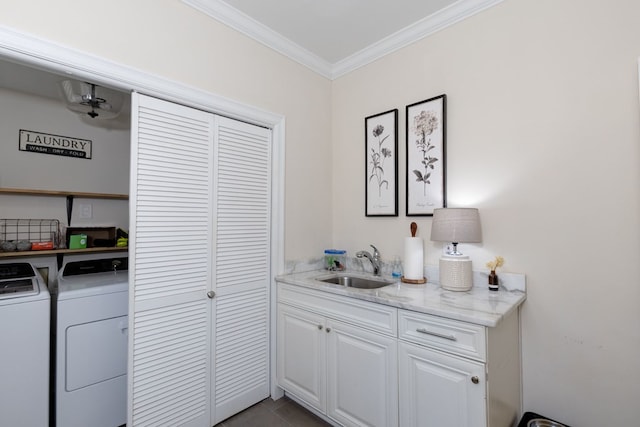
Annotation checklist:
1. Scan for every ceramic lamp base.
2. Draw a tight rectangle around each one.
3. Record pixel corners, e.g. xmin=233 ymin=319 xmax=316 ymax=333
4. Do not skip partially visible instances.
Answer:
xmin=439 ymin=255 xmax=473 ymax=291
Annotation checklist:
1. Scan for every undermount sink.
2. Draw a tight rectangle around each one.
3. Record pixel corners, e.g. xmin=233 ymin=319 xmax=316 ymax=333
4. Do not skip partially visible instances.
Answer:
xmin=318 ymin=275 xmax=393 ymax=289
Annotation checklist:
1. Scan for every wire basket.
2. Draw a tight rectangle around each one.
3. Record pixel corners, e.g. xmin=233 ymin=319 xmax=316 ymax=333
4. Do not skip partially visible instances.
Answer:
xmin=0 ymin=219 xmax=61 ymax=248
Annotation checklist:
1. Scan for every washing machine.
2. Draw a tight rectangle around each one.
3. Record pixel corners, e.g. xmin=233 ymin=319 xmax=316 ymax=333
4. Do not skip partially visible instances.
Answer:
xmin=0 ymin=260 xmax=50 ymax=427
xmin=56 ymin=253 xmax=128 ymax=427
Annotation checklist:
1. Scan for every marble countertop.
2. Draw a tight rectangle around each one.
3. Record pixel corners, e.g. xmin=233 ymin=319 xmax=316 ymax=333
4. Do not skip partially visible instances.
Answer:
xmin=275 ymin=270 xmax=526 ymax=327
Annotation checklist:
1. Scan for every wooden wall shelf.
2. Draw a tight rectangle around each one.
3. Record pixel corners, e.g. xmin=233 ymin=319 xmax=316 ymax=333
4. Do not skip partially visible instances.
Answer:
xmin=0 ymin=246 xmax=128 ymax=258
xmin=0 ymin=187 xmax=128 ymax=200
xmin=0 ymin=187 xmax=128 ymax=225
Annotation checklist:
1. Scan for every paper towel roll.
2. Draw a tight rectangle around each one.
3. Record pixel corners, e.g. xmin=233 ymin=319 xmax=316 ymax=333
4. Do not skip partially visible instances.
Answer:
xmin=403 ymin=237 xmax=424 ymax=280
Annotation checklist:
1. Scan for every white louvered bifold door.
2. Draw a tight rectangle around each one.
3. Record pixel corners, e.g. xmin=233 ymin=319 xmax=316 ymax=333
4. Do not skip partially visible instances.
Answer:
xmin=129 ymin=93 xmax=213 ymax=427
xmin=212 ymin=116 xmax=271 ymax=424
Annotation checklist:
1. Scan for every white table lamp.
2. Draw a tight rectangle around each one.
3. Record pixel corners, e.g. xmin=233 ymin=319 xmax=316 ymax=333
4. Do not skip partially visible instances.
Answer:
xmin=430 ymin=208 xmax=481 ymax=291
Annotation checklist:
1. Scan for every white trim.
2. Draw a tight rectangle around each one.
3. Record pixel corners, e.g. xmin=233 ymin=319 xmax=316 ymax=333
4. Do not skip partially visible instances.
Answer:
xmin=182 ymin=0 xmax=504 ymax=80
xmin=182 ymin=0 xmax=333 ymax=79
xmin=0 ymin=24 xmax=282 ymax=128
xmin=270 ymin=115 xmax=286 ymax=399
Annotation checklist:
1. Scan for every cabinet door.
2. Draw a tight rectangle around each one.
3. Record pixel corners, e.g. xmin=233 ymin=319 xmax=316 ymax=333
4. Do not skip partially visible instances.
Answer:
xmin=277 ymin=304 xmax=326 ymax=412
xmin=326 ymin=320 xmax=398 ymax=427
xmin=399 ymin=342 xmax=486 ymax=427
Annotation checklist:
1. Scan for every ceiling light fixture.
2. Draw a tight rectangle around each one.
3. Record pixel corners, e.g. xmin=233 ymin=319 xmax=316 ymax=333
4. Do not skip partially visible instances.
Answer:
xmin=60 ymin=80 xmax=123 ymax=119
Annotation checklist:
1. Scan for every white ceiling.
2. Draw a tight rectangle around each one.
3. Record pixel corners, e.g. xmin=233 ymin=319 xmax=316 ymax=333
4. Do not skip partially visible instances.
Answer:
xmin=183 ymin=0 xmax=505 ymax=78
xmin=221 ymin=0 xmax=460 ymax=63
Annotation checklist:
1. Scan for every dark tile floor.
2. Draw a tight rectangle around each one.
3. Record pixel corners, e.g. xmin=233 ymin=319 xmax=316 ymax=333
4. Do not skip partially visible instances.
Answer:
xmin=215 ymin=395 xmax=332 ymax=427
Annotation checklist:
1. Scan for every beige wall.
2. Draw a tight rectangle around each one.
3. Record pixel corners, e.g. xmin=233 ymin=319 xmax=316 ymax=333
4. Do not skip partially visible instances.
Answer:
xmin=332 ymin=0 xmax=640 ymax=425
xmin=0 ymin=0 xmax=334 ymax=260
xmin=2 ymin=0 xmax=640 ymax=426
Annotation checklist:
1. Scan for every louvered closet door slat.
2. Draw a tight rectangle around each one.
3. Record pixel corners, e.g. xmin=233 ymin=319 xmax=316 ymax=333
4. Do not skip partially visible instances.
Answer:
xmin=129 ymin=93 xmax=212 ymax=427
xmin=214 ymin=288 xmax=269 ymax=420
xmin=212 ymin=116 xmax=271 ymax=423
xmin=214 ymin=117 xmax=270 ymax=292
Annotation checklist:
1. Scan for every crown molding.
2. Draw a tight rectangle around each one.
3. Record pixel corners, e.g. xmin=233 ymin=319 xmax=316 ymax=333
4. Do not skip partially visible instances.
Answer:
xmin=182 ymin=0 xmax=333 ymax=79
xmin=332 ymin=0 xmax=505 ymax=79
xmin=183 ymin=0 xmax=504 ymax=80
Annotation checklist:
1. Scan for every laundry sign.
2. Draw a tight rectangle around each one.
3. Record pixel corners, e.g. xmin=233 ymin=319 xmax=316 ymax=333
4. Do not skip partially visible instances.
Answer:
xmin=19 ymin=129 xmax=92 ymax=159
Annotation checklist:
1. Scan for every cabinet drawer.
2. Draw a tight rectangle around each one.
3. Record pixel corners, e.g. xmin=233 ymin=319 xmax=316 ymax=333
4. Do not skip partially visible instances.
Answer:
xmin=398 ymin=310 xmax=486 ymax=361
xmin=278 ymin=283 xmax=397 ymax=336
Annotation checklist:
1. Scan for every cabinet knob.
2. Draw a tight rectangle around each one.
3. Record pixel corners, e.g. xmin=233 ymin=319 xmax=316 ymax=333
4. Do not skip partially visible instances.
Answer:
xmin=207 ymin=291 xmax=216 ymax=299
xmin=471 ymin=376 xmax=479 ymax=384
xmin=325 ymin=327 xmax=331 ymax=333
xmin=318 ymin=324 xmax=323 ymax=330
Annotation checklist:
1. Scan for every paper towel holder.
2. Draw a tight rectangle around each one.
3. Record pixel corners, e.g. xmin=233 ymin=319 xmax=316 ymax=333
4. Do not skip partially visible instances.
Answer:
xmin=430 ymin=208 xmax=481 ymax=291
xmin=401 ymin=222 xmax=427 ymax=284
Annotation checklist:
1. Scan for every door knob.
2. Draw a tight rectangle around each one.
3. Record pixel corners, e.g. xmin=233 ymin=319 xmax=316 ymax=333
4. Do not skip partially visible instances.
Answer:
xmin=471 ymin=376 xmax=479 ymax=384
xmin=207 ymin=291 xmax=216 ymax=299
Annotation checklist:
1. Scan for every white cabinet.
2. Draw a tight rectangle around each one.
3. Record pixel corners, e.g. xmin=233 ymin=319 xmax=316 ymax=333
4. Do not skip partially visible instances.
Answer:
xmin=277 ymin=303 xmax=326 ymax=411
xmin=276 ymin=282 xmax=521 ymax=427
xmin=326 ymin=319 xmax=397 ymax=427
xmin=277 ymin=284 xmax=398 ymax=427
xmin=399 ymin=342 xmax=485 ymax=426
xmin=398 ymin=309 xmax=521 ymax=427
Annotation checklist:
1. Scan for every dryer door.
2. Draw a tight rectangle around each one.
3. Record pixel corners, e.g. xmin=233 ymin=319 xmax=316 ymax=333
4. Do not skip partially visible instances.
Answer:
xmin=66 ymin=315 xmax=128 ymax=391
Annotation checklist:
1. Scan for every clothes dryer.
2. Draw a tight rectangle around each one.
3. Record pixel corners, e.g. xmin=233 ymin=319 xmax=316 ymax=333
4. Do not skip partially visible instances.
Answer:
xmin=0 ymin=261 xmax=50 ymax=427
xmin=56 ymin=254 xmax=128 ymax=427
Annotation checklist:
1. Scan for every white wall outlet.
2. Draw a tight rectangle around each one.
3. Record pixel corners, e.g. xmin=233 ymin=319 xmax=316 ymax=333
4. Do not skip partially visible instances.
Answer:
xmin=79 ymin=203 xmax=92 ymax=219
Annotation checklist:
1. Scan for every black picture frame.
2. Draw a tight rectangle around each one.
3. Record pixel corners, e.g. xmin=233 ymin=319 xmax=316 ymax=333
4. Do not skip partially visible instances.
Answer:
xmin=365 ymin=109 xmax=398 ymax=216
xmin=406 ymin=94 xmax=446 ymax=216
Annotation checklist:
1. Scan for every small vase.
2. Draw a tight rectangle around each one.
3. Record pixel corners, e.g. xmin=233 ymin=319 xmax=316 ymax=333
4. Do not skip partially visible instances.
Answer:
xmin=488 ymin=270 xmax=499 ymax=291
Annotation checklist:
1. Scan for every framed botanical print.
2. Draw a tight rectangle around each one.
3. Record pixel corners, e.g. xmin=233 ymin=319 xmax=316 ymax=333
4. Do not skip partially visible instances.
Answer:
xmin=406 ymin=94 xmax=446 ymax=216
xmin=365 ymin=109 xmax=398 ymax=216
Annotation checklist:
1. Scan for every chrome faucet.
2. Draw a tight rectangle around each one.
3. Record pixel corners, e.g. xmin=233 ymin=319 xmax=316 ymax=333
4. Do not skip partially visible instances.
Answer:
xmin=356 ymin=244 xmax=381 ymax=276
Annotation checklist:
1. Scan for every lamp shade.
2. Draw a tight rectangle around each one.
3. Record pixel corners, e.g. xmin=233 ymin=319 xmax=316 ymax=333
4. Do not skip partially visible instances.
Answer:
xmin=430 ymin=208 xmax=482 ymax=243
